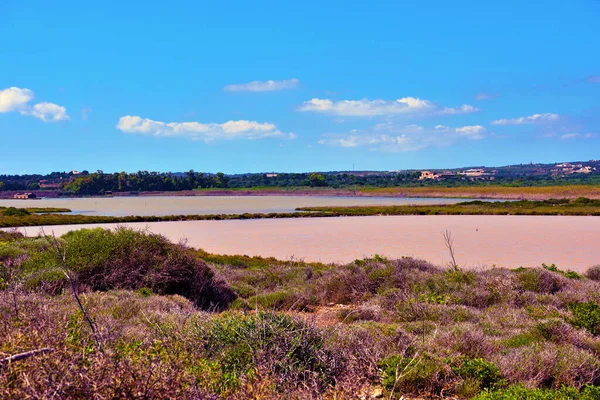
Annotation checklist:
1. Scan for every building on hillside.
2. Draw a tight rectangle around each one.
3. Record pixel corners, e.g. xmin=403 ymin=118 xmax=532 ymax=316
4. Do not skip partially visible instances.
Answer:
xmin=462 ymin=169 xmax=487 ymax=177
xmin=265 ymin=173 xmax=278 ymax=178
xmin=13 ymin=193 xmax=37 ymax=199
xmin=419 ymin=171 xmax=439 ymax=180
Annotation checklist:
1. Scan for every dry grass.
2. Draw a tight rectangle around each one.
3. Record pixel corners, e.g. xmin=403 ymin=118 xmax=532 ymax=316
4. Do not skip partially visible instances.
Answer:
xmin=4 ymin=230 xmax=600 ymax=398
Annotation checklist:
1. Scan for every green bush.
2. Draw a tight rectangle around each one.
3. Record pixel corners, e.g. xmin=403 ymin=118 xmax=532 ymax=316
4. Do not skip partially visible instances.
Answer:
xmin=476 ymin=384 xmax=600 ymax=399
xmin=6 ymin=228 xmax=236 ymax=310
xmin=194 ymin=312 xmax=338 ymax=391
xmin=451 ymin=357 xmax=505 ymax=391
xmin=1 ymin=207 xmax=30 ymax=217
xmin=379 ymin=353 xmax=451 ymax=395
xmin=568 ymin=302 xmax=600 ymax=335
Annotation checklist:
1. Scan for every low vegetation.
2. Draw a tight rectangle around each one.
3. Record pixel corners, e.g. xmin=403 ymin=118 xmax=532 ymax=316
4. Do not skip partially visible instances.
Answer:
xmin=3 ymin=228 xmax=600 ymax=398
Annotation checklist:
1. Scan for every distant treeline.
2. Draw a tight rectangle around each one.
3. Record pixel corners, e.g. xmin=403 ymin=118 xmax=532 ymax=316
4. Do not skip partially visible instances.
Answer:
xmin=2 ymin=169 xmax=600 ymax=195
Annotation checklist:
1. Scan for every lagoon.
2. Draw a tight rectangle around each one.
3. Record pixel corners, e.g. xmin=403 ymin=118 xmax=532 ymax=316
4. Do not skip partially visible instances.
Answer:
xmin=0 ymin=195 xmax=476 ymax=216
xmin=16 ymin=215 xmax=600 ymax=272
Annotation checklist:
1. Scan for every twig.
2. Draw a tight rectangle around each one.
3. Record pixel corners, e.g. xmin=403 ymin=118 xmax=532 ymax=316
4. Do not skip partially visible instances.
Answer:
xmin=40 ymin=228 xmax=101 ymax=347
xmin=0 ymin=348 xmax=54 ymax=366
xmin=443 ymin=230 xmax=458 ymax=270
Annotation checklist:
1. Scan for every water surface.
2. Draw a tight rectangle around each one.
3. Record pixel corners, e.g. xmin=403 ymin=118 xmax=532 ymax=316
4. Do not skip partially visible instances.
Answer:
xmin=16 ymin=215 xmax=600 ymax=272
xmin=0 ymin=195 xmax=476 ymax=216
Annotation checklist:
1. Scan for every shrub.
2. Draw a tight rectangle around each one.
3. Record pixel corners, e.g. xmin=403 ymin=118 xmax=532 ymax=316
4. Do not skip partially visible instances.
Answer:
xmin=193 ymin=312 xmax=339 ymax=392
xmin=451 ymin=357 xmax=504 ymax=388
xmin=0 ymin=229 xmax=24 ymax=242
xmin=378 ymin=353 xmax=452 ymax=395
xmin=585 ymin=265 xmax=600 ymax=282
xmin=1 ymin=207 xmax=30 ymax=217
xmin=476 ymin=384 xmax=600 ymax=399
xmin=517 ymin=269 xmax=562 ymax=294
xmin=16 ymin=228 xmax=236 ymax=310
xmin=568 ymin=302 xmax=600 ymax=335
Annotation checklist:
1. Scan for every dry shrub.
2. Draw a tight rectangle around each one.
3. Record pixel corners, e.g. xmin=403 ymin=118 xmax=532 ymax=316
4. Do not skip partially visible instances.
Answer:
xmin=193 ymin=311 xmax=341 ymax=395
xmin=435 ymin=325 xmax=499 ymax=358
xmin=585 ymin=265 xmax=600 ymax=282
xmin=331 ymin=323 xmax=415 ymax=383
xmin=0 ymin=229 xmax=24 ymax=242
xmin=311 ymin=257 xmax=440 ymax=306
xmin=497 ymin=343 xmax=600 ymax=389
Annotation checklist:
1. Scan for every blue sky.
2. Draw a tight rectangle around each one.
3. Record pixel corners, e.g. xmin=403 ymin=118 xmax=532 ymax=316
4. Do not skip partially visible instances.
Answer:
xmin=1 ymin=0 xmax=599 ymax=174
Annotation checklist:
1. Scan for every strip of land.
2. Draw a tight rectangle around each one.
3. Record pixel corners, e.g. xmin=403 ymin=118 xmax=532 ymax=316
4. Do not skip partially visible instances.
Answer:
xmin=2 ymin=198 xmax=600 ymax=228
xmin=3 ymin=184 xmax=600 ymax=200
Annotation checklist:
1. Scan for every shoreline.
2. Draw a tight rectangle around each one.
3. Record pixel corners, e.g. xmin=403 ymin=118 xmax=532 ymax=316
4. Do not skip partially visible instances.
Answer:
xmin=2 ymin=185 xmax=600 ymax=201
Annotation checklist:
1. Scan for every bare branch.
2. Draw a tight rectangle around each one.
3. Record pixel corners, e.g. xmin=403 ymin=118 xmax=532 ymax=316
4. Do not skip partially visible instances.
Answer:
xmin=40 ymin=228 xmax=100 ymax=346
xmin=0 ymin=348 xmax=54 ymax=366
xmin=443 ymin=230 xmax=458 ymax=270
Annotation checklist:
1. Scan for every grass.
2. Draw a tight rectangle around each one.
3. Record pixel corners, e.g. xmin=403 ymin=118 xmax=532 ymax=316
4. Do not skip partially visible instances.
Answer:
xmin=358 ymin=185 xmax=600 ymax=199
xmin=2 ymin=198 xmax=600 ymax=229
xmin=4 ymin=229 xmax=600 ymax=398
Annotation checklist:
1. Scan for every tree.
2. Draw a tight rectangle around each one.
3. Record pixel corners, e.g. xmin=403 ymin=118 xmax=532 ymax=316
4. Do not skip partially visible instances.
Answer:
xmin=308 ymin=173 xmax=327 ymax=187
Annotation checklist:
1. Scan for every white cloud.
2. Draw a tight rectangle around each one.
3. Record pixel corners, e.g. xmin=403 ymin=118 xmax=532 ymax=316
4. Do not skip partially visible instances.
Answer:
xmin=491 ymin=113 xmax=559 ymax=125
xmin=318 ymin=123 xmax=488 ymax=152
xmin=0 ymin=86 xmax=69 ymax=122
xmin=116 ymin=115 xmax=295 ymax=142
xmin=224 ymin=78 xmax=300 ymax=92
xmin=455 ymin=125 xmax=487 ymax=139
xmin=0 ymin=87 xmax=34 ymax=113
xmin=475 ymin=93 xmax=498 ymax=101
xmin=27 ymin=102 xmax=69 ymax=122
xmin=560 ymin=133 xmax=595 ymax=140
xmin=298 ymin=97 xmax=479 ymax=117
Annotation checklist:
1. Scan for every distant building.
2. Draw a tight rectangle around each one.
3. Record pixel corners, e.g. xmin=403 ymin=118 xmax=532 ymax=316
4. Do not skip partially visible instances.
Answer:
xmin=265 ymin=173 xmax=278 ymax=178
xmin=419 ymin=171 xmax=439 ymax=180
xmin=13 ymin=193 xmax=37 ymax=199
xmin=462 ymin=169 xmax=487 ymax=177
xmin=72 ymin=170 xmax=81 ymax=175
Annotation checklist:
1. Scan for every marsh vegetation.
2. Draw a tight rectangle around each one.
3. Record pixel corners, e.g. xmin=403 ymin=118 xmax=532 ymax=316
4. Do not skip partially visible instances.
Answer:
xmin=3 ymin=228 xmax=600 ymax=398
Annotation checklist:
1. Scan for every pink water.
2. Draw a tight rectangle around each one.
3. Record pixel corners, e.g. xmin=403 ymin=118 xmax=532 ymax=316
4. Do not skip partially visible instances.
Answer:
xmin=18 ymin=215 xmax=600 ymax=272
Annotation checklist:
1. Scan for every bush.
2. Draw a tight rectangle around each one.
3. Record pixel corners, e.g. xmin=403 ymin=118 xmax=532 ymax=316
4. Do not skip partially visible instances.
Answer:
xmin=568 ymin=302 xmax=600 ymax=335
xmin=1 ymin=207 xmax=30 ymax=217
xmin=476 ymin=384 xmax=600 ymax=399
xmin=451 ymin=357 xmax=505 ymax=391
xmin=518 ymin=269 xmax=563 ymax=294
xmin=585 ymin=265 xmax=600 ymax=282
xmin=15 ymin=228 xmax=236 ymax=310
xmin=379 ymin=353 xmax=452 ymax=395
xmin=0 ymin=229 xmax=24 ymax=242
xmin=193 ymin=312 xmax=339 ymax=391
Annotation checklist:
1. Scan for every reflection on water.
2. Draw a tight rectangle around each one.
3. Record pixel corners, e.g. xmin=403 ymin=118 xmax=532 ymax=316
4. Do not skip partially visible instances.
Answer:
xmin=0 ymin=195 xmax=478 ymax=216
xmin=16 ymin=215 xmax=600 ymax=272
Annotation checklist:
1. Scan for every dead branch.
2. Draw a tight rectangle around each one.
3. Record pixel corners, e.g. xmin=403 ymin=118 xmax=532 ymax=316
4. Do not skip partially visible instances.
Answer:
xmin=443 ymin=230 xmax=458 ymax=269
xmin=0 ymin=348 xmax=54 ymax=366
xmin=40 ymin=228 xmax=100 ymax=346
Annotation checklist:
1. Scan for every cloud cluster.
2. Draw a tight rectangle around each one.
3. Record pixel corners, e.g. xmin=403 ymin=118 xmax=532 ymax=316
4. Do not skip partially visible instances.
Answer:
xmin=560 ymin=133 xmax=595 ymax=140
xmin=224 ymin=78 xmax=300 ymax=92
xmin=475 ymin=93 xmax=498 ymax=101
xmin=318 ymin=123 xmax=488 ymax=152
xmin=0 ymin=87 xmax=69 ymax=122
xmin=298 ymin=97 xmax=479 ymax=117
xmin=116 ymin=115 xmax=296 ymax=142
xmin=491 ymin=113 xmax=559 ymax=125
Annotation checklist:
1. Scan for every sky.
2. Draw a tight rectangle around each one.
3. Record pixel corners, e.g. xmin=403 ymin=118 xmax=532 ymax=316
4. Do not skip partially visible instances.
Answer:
xmin=1 ymin=0 xmax=599 ymax=175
